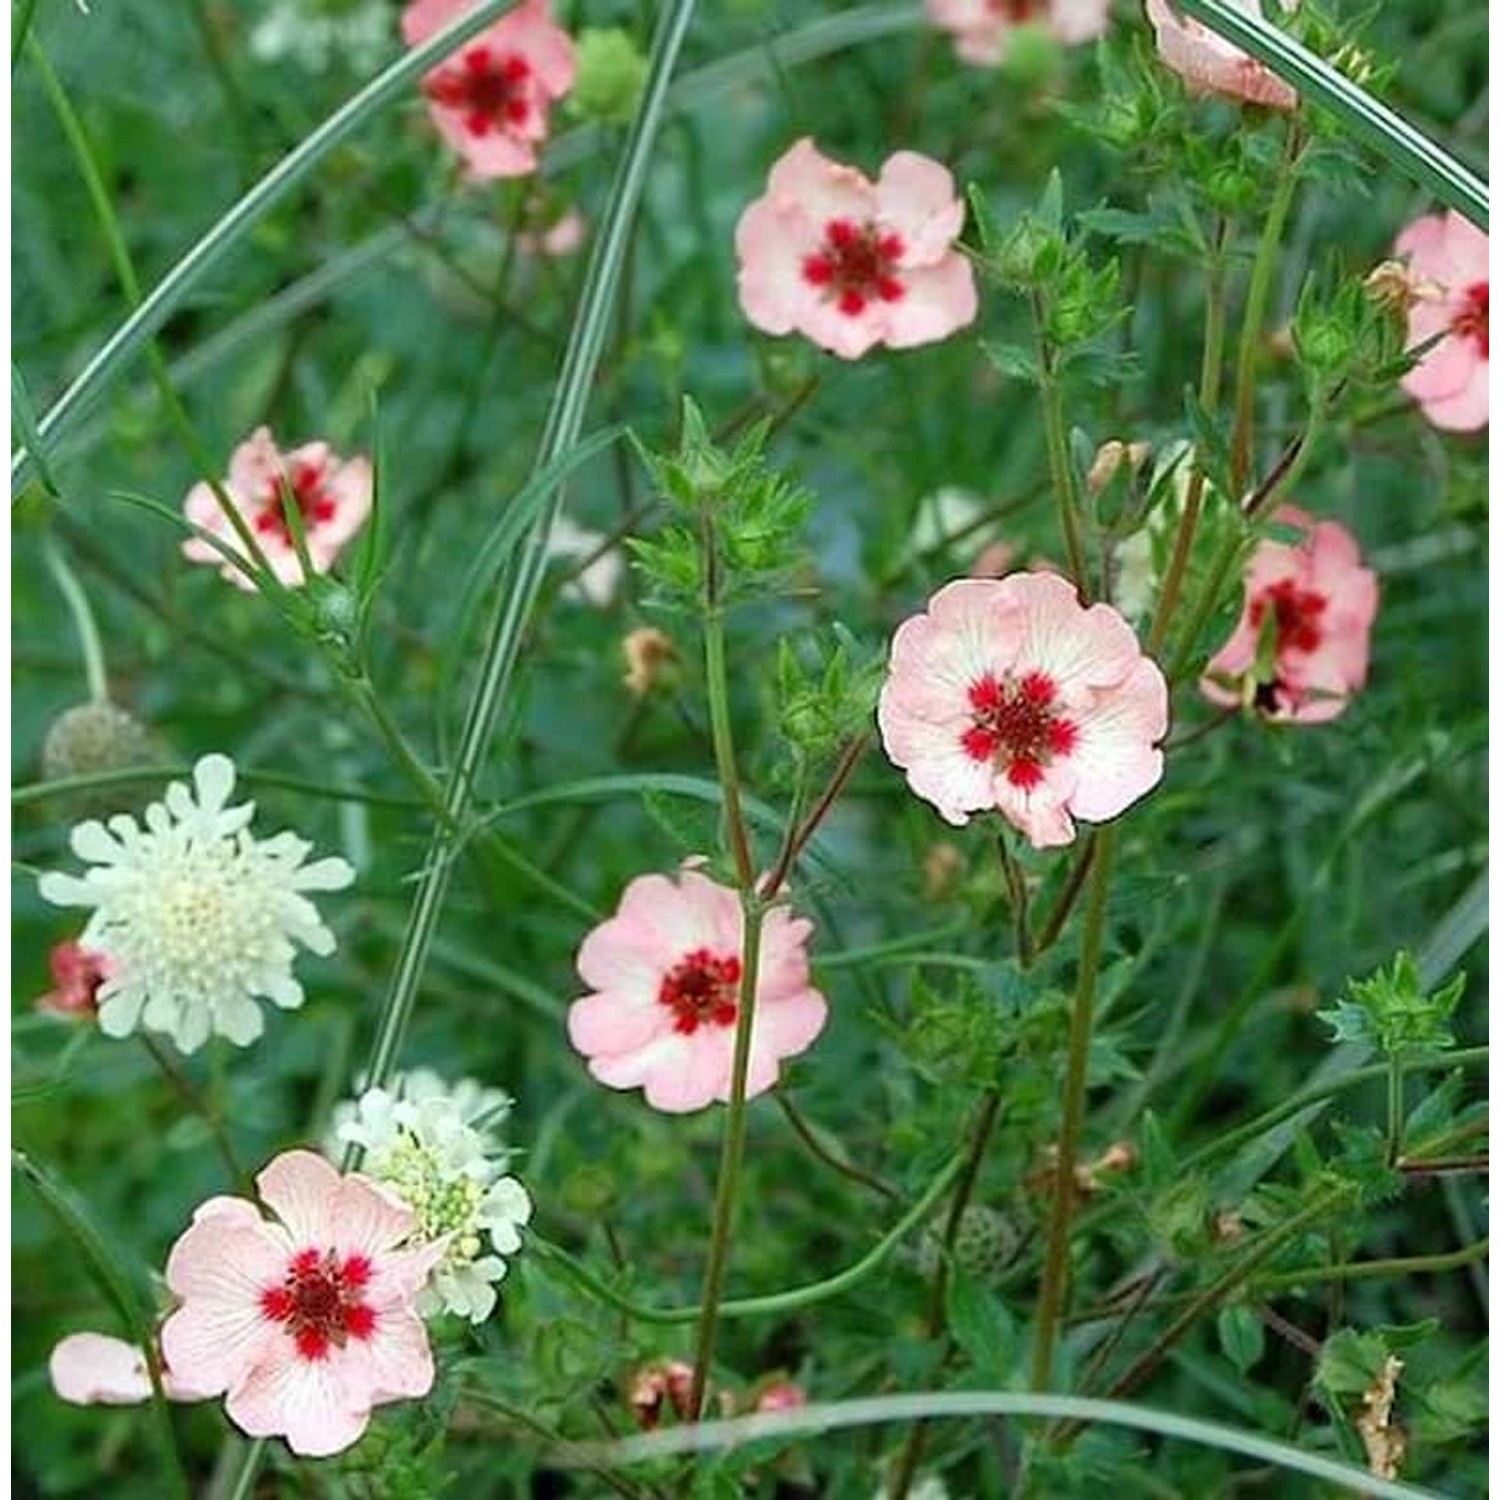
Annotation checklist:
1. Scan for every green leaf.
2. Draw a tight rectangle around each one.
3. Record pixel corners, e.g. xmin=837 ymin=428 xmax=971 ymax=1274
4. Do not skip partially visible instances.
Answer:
xmin=947 ymin=1270 xmax=1017 ymax=1376
xmin=1217 ymin=1305 xmax=1266 ymax=1374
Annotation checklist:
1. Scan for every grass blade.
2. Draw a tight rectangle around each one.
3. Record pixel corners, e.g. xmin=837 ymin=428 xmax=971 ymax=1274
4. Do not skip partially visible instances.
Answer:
xmin=555 ymin=1390 xmax=1442 ymax=1499
xmin=1176 ymin=0 xmax=1488 ymax=228
xmin=9 ymin=0 xmax=514 ymax=497
xmin=356 ymin=0 xmax=701 ymax=1097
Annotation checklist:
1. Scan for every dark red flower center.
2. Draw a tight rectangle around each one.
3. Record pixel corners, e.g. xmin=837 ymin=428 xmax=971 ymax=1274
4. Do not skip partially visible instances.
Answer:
xmin=424 ymin=46 xmax=532 ymax=139
xmin=802 ymin=219 xmax=906 ymax=318
xmin=987 ymin=0 xmax=1043 ymax=17
xmin=960 ymin=670 xmax=1078 ymax=790
xmin=1249 ymin=578 xmax=1327 ymax=656
xmin=255 ymin=462 xmax=337 ymax=546
xmin=260 ymin=1248 xmax=377 ymax=1362
xmin=658 ymin=948 xmax=741 ymax=1035
xmin=1451 ymin=281 xmax=1489 ymax=358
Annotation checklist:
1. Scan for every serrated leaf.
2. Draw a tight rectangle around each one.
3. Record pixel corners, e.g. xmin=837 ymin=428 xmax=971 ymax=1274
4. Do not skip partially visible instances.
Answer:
xmin=947 ymin=1269 xmax=1016 ymax=1376
xmin=1217 ymin=1304 xmax=1266 ymax=1374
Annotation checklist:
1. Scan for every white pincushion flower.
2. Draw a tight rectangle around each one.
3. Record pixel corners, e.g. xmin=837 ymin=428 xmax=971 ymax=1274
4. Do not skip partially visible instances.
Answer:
xmin=37 ymin=755 xmax=354 ymax=1055
xmin=337 ymin=1081 xmax=532 ymax=1324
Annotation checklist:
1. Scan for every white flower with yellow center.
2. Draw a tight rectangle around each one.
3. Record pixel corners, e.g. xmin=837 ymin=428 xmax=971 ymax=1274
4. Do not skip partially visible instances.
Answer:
xmin=337 ymin=1082 xmax=532 ymax=1324
xmin=37 ymin=755 xmax=354 ymax=1055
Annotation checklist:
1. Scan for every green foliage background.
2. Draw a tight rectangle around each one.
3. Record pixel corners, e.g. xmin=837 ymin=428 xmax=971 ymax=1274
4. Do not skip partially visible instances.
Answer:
xmin=11 ymin=0 xmax=1488 ymax=1495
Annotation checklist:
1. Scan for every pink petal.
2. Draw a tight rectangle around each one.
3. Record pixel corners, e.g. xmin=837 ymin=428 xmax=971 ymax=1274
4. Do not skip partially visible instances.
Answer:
xmin=328 ymin=1174 xmax=417 ymax=1261
xmin=1064 ymin=657 xmax=1170 ymax=822
xmin=225 ymin=1345 xmax=371 ymax=1458
xmin=568 ymin=987 xmax=673 ymax=1057
xmin=764 ymin=138 xmax=875 ymax=224
xmin=882 ymin=256 xmax=980 ymax=349
xmin=257 ymin=1150 xmax=343 ymax=1245
xmin=50 ymin=1333 xmax=154 ymax=1405
xmin=874 ymin=152 xmax=965 ymax=266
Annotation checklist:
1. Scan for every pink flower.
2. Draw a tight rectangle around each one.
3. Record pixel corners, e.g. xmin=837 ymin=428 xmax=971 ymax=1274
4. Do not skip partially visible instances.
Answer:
xmin=877 ymin=573 xmax=1169 ymax=848
xmin=1145 ymin=0 xmax=1299 ymax=111
xmin=160 ymin=1150 xmax=444 ymax=1457
xmin=403 ymin=0 xmax=575 ymax=181
xmin=1394 ymin=211 xmax=1489 ymax=431
xmin=754 ymin=1379 xmax=807 ymax=1413
xmin=35 ymin=940 xmax=108 ymax=1017
xmin=1201 ymin=506 xmax=1378 ymax=723
xmin=566 ymin=866 xmax=828 ymax=1113
xmin=735 ymin=138 xmax=979 ymax=360
xmin=183 ymin=426 xmax=372 ymax=590
xmin=50 ymin=1332 xmax=210 ymax=1406
xmin=928 ymin=0 xmax=1110 ymax=67
xmin=517 ymin=207 xmax=587 ymax=258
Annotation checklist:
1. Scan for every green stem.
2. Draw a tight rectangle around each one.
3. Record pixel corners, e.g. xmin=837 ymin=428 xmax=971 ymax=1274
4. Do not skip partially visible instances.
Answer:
xmin=701 ymin=602 xmax=755 ymax=887
xmin=886 ymin=1085 xmax=1005 ymax=1500
xmin=1146 ymin=219 xmax=1229 ymax=658
xmin=1227 ymin=125 xmax=1303 ymax=497
xmin=1031 ymin=824 xmax=1117 ymax=1391
xmin=1386 ymin=1054 xmax=1405 ymax=1168
xmin=41 ymin=537 xmax=108 ymax=702
xmin=1252 ymin=1236 xmax=1490 ymax=1292
xmin=686 ymin=897 xmax=766 ymax=1417
xmin=534 ymin=1148 xmax=965 ymax=1326
xmin=139 ymin=1034 xmax=252 ymax=1199
xmin=1031 ymin=290 xmax=1089 ymax=599
xmin=774 ymin=1089 xmax=899 ymax=1203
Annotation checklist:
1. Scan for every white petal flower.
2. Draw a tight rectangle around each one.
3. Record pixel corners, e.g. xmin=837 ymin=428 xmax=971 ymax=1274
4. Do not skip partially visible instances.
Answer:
xmin=545 ymin=515 xmax=623 ymax=607
xmin=38 ymin=756 xmax=355 ymax=1055
xmin=335 ymin=1077 xmax=532 ymax=1324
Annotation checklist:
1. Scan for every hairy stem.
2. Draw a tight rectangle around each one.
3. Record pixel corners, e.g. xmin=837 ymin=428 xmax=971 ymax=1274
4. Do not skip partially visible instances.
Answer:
xmin=1031 ymin=824 xmax=1117 ymax=1391
xmin=1031 ymin=289 xmax=1090 ymax=598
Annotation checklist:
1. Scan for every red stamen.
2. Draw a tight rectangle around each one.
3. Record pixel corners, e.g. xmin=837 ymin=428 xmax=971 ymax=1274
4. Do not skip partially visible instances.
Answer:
xmin=1452 ymin=281 xmax=1489 ymax=358
xmin=800 ymin=218 xmax=907 ymax=316
xmin=260 ymin=1248 xmax=379 ymax=1363
xmin=959 ymin=669 xmax=1078 ymax=791
xmin=425 ymin=47 xmax=535 ymax=140
xmin=658 ymin=948 xmax=741 ymax=1035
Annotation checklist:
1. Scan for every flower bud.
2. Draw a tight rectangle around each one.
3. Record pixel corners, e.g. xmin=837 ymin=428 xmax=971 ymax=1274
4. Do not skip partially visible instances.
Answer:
xmin=571 ymin=28 xmax=648 ymax=126
xmin=623 ymin=627 xmax=678 ymax=697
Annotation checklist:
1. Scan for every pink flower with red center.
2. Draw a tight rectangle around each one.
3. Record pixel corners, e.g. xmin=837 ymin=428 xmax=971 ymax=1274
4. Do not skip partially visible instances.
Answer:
xmin=35 ymin=940 xmax=108 ymax=1018
xmin=566 ymin=866 xmax=828 ymax=1114
xmin=877 ymin=573 xmax=1169 ymax=848
xmin=1145 ymin=0 xmax=1299 ymax=111
xmin=160 ymin=1150 xmax=445 ymax=1457
xmin=735 ymin=138 xmax=979 ymax=360
xmin=1394 ymin=210 xmax=1489 ymax=432
xmin=182 ymin=426 xmax=372 ymax=591
xmin=1201 ymin=505 xmax=1378 ymax=724
xmin=403 ymin=0 xmax=575 ymax=181
xmin=928 ymin=0 xmax=1110 ymax=67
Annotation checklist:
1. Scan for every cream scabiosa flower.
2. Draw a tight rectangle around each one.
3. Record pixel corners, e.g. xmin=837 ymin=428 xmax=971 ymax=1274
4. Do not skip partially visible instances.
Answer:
xmin=38 ymin=755 xmax=354 ymax=1054
xmin=337 ymin=1081 xmax=532 ymax=1323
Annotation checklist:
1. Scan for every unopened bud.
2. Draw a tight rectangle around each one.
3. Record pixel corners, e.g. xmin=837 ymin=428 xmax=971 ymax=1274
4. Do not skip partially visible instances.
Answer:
xmin=1363 ymin=259 xmax=1429 ymax=318
xmin=622 ymin=627 xmax=677 ymax=697
xmin=1086 ymin=439 xmax=1153 ymax=495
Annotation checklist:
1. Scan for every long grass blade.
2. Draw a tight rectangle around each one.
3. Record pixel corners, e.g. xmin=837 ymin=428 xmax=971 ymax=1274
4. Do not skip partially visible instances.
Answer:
xmin=1176 ymin=0 xmax=1488 ymax=228
xmin=9 ymin=0 xmax=514 ymax=497
xmin=555 ymin=1390 xmax=1442 ymax=1499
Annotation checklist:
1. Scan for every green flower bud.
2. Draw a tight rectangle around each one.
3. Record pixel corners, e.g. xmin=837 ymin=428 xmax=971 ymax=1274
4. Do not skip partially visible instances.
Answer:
xmin=571 ymin=28 xmax=648 ymax=126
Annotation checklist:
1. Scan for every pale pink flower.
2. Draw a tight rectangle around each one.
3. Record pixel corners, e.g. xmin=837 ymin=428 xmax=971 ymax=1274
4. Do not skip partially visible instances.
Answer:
xmin=567 ymin=866 xmax=828 ymax=1113
xmin=517 ymin=207 xmax=587 ymax=258
xmin=735 ymin=138 xmax=979 ymax=360
xmin=403 ymin=0 xmax=575 ymax=181
xmin=877 ymin=573 xmax=1169 ymax=848
xmin=754 ymin=1379 xmax=807 ymax=1413
xmin=35 ymin=940 xmax=108 ymax=1017
xmin=50 ymin=1332 xmax=210 ymax=1406
xmin=160 ymin=1150 xmax=444 ymax=1457
xmin=183 ymin=426 xmax=372 ymax=591
xmin=929 ymin=0 xmax=1110 ymax=67
xmin=1201 ymin=506 xmax=1378 ymax=723
xmin=1145 ymin=0 xmax=1299 ymax=111
xmin=1394 ymin=211 xmax=1489 ymax=431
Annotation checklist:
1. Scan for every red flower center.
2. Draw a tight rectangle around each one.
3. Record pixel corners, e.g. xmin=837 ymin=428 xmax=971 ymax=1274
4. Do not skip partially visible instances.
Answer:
xmin=658 ymin=948 xmax=741 ymax=1035
xmin=802 ymin=219 xmax=906 ymax=318
xmin=987 ymin=0 xmax=1043 ymax=17
xmin=424 ymin=46 xmax=532 ymax=139
xmin=260 ymin=1248 xmax=377 ymax=1362
xmin=1249 ymin=578 xmax=1328 ymax=655
xmin=960 ymin=671 xmax=1077 ymax=790
xmin=255 ymin=462 xmax=337 ymax=546
xmin=1451 ymin=281 xmax=1489 ymax=359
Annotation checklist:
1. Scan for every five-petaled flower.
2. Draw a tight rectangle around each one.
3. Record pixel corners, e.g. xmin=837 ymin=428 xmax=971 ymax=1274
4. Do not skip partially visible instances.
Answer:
xmin=567 ymin=866 xmax=828 ymax=1113
xmin=183 ymin=426 xmax=372 ymax=590
xmin=1145 ymin=0 xmax=1299 ymax=111
xmin=928 ymin=0 xmax=1110 ymax=67
xmin=160 ymin=1151 xmax=445 ymax=1457
xmin=38 ymin=755 xmax=355 ymax=1054
xmin=403 ymin=0 xmax=576 ymax=180
xmin=735 ymin=138 xmax=978 ymax=360
xmin=1202 ymin=505 xmax=1378 ymax=723
xmin=1393 ymin=210 xmax=1489 ymax=432
xmin=877 ymin=573 xmax=1169 ymax=848
xmin=34 ymin=940 xmax=109 ymax=1018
